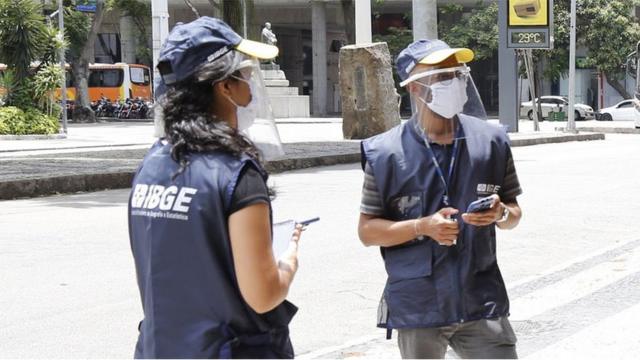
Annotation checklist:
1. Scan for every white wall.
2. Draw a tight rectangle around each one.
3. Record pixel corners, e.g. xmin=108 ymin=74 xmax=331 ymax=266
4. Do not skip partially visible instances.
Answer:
xmin=602 ymin=73 xmax=636 ymax=107
xmin=559 ymin=69 xmax=592 ymax=105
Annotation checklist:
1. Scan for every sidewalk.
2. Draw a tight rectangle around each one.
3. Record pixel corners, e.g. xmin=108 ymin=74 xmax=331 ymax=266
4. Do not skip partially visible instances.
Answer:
xmin=0 ymin=118 xmax=610 ymax=200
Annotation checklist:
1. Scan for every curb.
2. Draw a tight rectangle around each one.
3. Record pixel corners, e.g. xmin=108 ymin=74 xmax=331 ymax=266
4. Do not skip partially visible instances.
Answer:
xmin=0 ymin=152 xmax=361 ymax=200
xmin=0 ymin=172 xmax=134 ymax=200
xmin=511 ymin=132 xmax=605 ymax=146
xmin=0 ymin=132 xmax=603 ymax=201
xmin=554 ymin=127 xmax=640 ymax=134
xmin=0 ymin=133 xmax=67 ymax=140
xmin=0 ymin=143 xmax=149 ymax=153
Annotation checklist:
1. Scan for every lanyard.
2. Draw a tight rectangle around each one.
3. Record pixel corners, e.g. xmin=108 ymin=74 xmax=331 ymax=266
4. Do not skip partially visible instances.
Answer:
xmin=418 ymin=123 xmax=462 ymax=206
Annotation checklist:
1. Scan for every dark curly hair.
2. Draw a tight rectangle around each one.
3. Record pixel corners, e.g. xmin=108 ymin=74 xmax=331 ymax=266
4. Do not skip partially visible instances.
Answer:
xmin=160 ymin=50 xmax=261 ymax=177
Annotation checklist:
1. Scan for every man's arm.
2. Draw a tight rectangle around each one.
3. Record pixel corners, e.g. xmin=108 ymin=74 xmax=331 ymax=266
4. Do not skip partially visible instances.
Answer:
xmin=358 ymin=208 xmax=460 ymax=247
xmin=461 ymin=145 xmax=523 ymax=229
xmin=358 ymin=162 xmax=459 ymax=247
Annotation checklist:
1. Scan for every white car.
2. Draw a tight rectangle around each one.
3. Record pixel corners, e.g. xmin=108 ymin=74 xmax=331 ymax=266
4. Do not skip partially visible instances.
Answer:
xmin=597 ymin=99 xmax=640 ymax=123
xmin=520 ymin=96 xmax=595 ymax=121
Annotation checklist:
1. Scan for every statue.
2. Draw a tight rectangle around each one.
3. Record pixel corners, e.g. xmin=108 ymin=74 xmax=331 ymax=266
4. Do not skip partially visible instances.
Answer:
xmin=261 ymin=22 xmax=278 ymax=66
xmin=261 ymin=22 xmax=277 ymax=46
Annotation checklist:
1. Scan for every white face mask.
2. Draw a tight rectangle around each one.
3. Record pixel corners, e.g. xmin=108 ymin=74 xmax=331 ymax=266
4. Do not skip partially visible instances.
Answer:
xmin=227 ymin=76 xmax=258 ymax=132
xmin=415 ymin=76 xmax=468 ymax=120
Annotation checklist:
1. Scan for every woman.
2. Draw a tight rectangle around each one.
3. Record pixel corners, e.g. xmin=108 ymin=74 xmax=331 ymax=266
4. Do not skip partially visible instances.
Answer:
xmin=129 ymin=17 xmax=302 ymax=358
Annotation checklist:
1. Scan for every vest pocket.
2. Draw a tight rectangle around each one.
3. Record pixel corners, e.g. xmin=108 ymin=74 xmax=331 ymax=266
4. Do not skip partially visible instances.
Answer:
xmin=388 ymin=192 xmax=423 ymax=221
xmin=384 ymin=242 xmax=433 ymax=283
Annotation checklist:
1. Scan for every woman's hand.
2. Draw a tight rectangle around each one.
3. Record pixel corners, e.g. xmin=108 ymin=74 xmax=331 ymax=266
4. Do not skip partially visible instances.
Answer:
xmin=279 ymin=224 xmax=304 ymax=274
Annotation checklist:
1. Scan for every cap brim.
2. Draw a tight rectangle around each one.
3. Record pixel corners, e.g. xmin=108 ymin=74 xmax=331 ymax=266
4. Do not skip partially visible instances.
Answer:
xmin=418 ymin=48 xmax=474 ymax=65
xmin=236 ymin=39 xmax=279 ymax=60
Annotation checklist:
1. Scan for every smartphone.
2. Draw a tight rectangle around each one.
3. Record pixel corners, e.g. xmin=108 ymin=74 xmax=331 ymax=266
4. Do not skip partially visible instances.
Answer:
xmin=298 ymin=217 xmax=320 ymax=226
xmin=466 ymin=196 xmax=494 ymax=213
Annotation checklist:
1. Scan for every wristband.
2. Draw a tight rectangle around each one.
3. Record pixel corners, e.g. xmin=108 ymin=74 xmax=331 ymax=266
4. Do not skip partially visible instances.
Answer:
xmin=496 ymin=205 xmax=509 ymax=223
xmin=413 ymin=219 xmax=420 ymax=237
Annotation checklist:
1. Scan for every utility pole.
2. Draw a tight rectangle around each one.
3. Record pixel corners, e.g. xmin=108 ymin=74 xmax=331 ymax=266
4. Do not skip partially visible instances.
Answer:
xmin=241 ymin=0 xmax=247 ymax=38
xmin=151 ymin=0 xmax=170 ymax=100
xmin=58 ymin=0 xmax=67 ymax=134
xmin=355 ymin=0 xmax=371 ymax=44
xmin=412 ymin=0 xmax=437 ymax=41
xmin=566 ymin=0 xmax=577 ymax=132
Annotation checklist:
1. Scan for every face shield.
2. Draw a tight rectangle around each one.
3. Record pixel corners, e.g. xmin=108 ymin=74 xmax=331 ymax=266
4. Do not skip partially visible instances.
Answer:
xmin=232 ymin=58 xmax=284 ymax=160
xmin=404 ymin=65 xmax=487 ymax=142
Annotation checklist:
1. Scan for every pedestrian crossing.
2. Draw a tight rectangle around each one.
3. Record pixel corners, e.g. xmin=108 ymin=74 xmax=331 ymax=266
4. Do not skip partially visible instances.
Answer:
xmin=300 ymin=238 xmax=640 ymax=359
xmin=509 ymin=240 xmax=640 ymax=321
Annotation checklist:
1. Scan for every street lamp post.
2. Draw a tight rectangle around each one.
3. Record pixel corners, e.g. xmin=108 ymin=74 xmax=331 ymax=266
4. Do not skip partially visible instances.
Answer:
xmin=567 ymin=0 xmax=577 ymax=132
xmin=58 ymin=0 xmax=67 ymax=133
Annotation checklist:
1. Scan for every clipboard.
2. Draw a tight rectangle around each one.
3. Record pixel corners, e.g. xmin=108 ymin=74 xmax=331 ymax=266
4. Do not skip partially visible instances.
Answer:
xmin=272 ymin=219 xmax=295 ymax=259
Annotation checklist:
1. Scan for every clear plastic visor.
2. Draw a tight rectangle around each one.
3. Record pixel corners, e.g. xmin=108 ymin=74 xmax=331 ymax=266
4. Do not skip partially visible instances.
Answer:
xmin=400 ymin=65 xmax=470 ymax=87
xmin=233 ymin=58 xmax=285 ymax=160
xmin=407 ymin=65 xmax=488 ymax=143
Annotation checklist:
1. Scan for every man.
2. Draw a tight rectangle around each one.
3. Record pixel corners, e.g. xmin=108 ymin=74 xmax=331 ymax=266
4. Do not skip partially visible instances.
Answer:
xmin=358 ymin=39 xmax=523 ymax=359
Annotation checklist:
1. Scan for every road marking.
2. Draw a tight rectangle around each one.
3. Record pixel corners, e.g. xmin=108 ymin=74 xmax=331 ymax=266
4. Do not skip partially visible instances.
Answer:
xmin=507 ymin=237 xmax=640 ymax=289
xmin=298 ymin=237 xmax=640 ymax=358
xmin=510 ymin=243 xmax=640 ymax=321
xmin=297 ymin=334 xmax=381 ymax=359
xmin=525 ymin=302 xmax=640 ymax=359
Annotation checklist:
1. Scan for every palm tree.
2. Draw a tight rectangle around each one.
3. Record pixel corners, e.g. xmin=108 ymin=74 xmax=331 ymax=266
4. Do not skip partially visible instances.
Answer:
xmin=0 ymin=0 xmax=48 ymax=107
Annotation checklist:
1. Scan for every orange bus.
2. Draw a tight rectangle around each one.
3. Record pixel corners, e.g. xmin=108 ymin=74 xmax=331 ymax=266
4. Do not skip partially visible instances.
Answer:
xmin=64 ymin=63 xmax=153 ymax=102
xmin=0 ymin=63 xmax=153 ymax=102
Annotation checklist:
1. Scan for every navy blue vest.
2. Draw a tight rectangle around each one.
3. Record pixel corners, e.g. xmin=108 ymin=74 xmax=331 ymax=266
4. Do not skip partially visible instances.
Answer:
xmin=129 ymin=141 xmax=297 ymax=358
xmin=361 ymin=115 xmax=511 ymax=329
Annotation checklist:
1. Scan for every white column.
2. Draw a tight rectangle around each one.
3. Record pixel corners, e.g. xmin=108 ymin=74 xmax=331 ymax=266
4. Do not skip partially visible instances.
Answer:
xmin=151 ymin=0 xmax=170 ymax=96
xmin=355 ymin=0 xmax=371 ymax=44
xmin=412 ymin=0 xmax=437 ymax=41
xmin=119 ymin=15 xmax=137 ymax=63
xmin=312 ymin=0 xmax=327 ymax=115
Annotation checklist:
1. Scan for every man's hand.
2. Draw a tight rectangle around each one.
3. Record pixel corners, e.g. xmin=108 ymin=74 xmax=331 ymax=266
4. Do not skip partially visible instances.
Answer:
xmin=419 ymin=207 xmax=459 ymax=246
xmin=461 ymin=194 xmax=503 ymax=226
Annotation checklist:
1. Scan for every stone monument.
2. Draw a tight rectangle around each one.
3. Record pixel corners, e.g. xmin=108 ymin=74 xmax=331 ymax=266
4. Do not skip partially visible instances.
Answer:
xmin=260 ymin=21 xmax=309 ymax=118
xmin=339 ymin=42 xmax=400 ymax=139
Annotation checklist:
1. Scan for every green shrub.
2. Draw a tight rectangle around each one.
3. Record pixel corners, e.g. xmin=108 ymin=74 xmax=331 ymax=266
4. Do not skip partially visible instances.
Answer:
xmin=24 ymin=107 xmax=59 ymax=134
xmin=0 ymin=106 xmax=25 ymax=134
xmin=0 ymin=107 xmax=12 ymax=134
xmin=0 ymin=106 xmax=59 ymax=135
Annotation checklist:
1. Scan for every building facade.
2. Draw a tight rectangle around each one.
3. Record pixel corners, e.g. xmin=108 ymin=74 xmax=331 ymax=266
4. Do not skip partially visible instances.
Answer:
xmin=91 ymin=0 xmax=640 ymax=116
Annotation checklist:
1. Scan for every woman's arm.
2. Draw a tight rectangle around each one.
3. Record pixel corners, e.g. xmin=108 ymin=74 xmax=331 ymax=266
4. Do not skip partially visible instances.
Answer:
xmin=229 ymin=203 xmax=301 ymax=314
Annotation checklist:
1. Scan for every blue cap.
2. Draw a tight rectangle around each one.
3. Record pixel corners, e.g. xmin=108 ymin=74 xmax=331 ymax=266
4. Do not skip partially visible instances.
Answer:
xmin=395 ymin=39 xmax=474 ymax=86
xmin=156 ymin=17 xmax=278 ymax=86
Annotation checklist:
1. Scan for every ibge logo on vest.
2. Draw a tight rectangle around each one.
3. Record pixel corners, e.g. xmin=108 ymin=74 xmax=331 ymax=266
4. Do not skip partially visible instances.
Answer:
xmin=130 ymin=184 xmax=198 ymax=221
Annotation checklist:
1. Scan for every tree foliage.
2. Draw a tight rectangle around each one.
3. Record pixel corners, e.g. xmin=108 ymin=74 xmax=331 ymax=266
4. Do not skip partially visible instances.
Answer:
xmin=0 ymin=0 xmax=48 ymax=81
xmin=434 ymin=0 xmax=639 ymax=98
xmin=440 ymin=2 xmax=498 ymax=61
xmin=0 ymin=0 xmax=63 ymax=112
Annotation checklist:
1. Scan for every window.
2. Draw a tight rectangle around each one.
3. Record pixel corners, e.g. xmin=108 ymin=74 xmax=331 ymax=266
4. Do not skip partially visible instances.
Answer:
xmin=94 ymin=33 xmax=121 ymax=63
xmin=130 ymin=67 xmax=150 ymax=85
xmin=88 ymin=69 xmax=124 ymax=87
xmin=618 ymin=101 xmax=632 ymax=108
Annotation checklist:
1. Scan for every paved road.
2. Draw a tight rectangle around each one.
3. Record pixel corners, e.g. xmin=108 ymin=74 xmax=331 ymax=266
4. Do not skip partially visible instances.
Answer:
xmin=1 ymin=134 xmax=639 ymax=358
